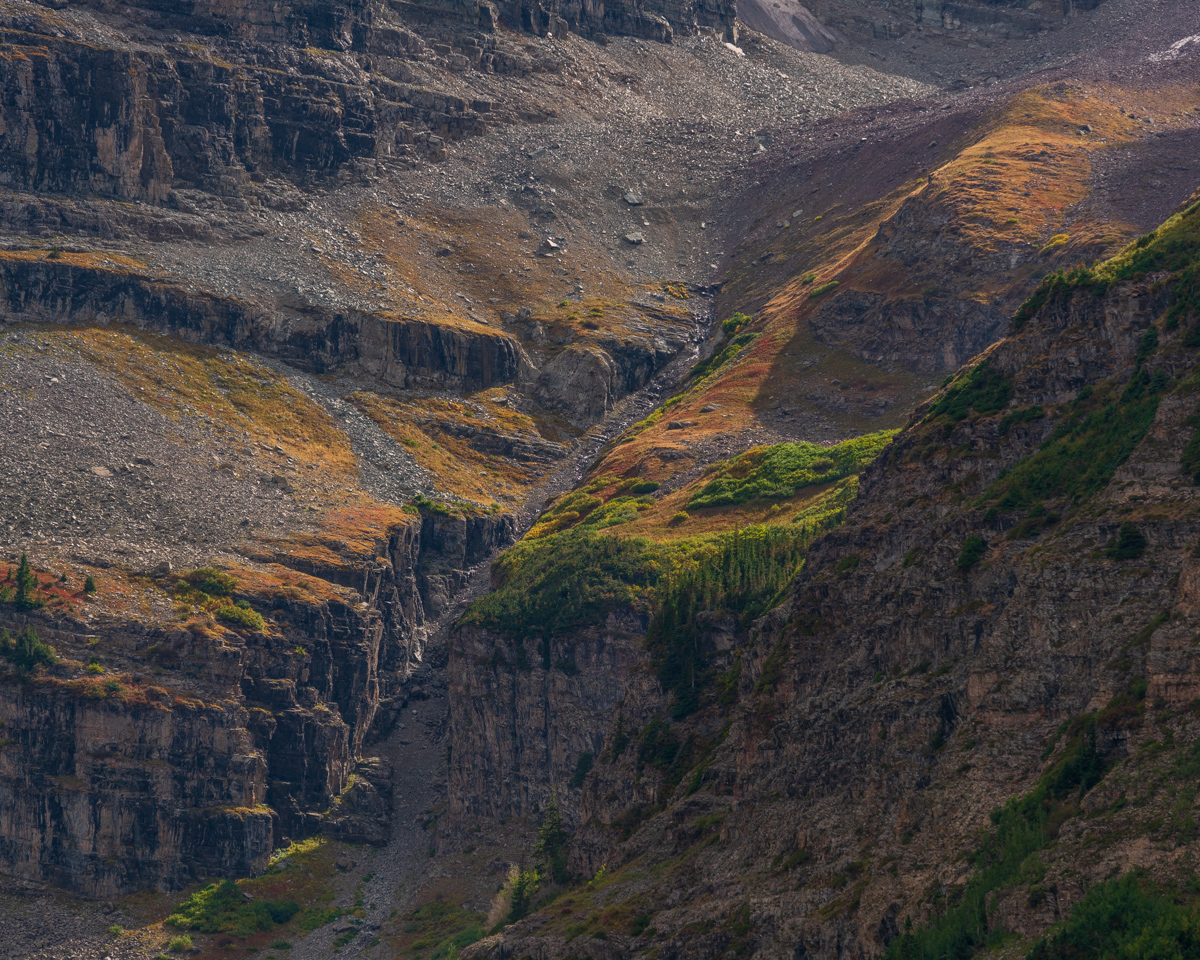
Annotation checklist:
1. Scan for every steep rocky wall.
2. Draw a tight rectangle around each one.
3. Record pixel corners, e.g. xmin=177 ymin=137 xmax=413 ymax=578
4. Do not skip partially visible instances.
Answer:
xmin=446 ymin=609 xmax=649 ymax=828
xmin=0 ymin=257 xmax=524 ymax=390
xmin=0 ymin=509 xmax=515 ymax=897
xmin=0 ymin=0 xmax=737 ymax=212
xmin=812 ymin=0 xmax=1104 ymax=41
xmin=0 ymin=673 xmax=271 ymax=900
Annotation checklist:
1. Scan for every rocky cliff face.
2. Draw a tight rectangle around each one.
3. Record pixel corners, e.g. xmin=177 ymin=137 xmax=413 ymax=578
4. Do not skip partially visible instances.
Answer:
xmin=464 ymin=197 xmax=1200 ymax=959
xmin=0 ymin=255 xmax=524 ymax=390
xmin=0 ymin=0 xmax=735 ymax=216
xmin=447 ymin=609 xmax=649 ymax=826
xmin=813 ymin=0 xmax=1104 ymax=42
xmin=0 ymin=506 xmax=513 ymax=898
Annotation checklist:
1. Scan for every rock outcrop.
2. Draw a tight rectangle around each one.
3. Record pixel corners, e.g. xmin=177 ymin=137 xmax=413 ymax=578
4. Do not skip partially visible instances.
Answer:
xmin=447 ymin=609 xmax=649 ymax=827
xmin=0 ymin=256 xmax=523 ymax=390
xmin=0 ymin=507 xmax=514 ymax=898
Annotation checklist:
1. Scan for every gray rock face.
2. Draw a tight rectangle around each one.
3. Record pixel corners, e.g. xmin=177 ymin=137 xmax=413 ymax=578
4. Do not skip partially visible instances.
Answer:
xmin=0 ymin=508 xmax=514 ymax=898
xmin=0 ymin=257 xmax=523 ymax=391
xmin=736 ymin=0 xmax=844 ymax=52
xmin=447 ymin=610 xmax=649 ymax=828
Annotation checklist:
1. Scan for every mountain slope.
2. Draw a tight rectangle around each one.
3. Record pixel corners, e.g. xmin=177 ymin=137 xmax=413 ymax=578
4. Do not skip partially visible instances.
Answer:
xmin=462 ymin=191 xmax=1200 ymax=959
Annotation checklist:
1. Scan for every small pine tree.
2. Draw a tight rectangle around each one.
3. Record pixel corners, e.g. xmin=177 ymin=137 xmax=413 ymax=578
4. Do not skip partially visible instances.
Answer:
xmin=534 ymin=791 xmax=571 ymax=885
xmin=506 ymin=862 xmax=539 ymax=924
xmin=0 ymin=626 xmax=57 ymax=673
xmin=84 ymin=575 xmax=97 ymax=595
xmin=14 ymin=555 xmax=43 ymax=611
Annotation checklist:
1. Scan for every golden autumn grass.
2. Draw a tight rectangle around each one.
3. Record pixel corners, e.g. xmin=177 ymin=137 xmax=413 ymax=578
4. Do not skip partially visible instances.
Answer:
xmin=51 ymin=325 xmax=358 ymax=481
xmin=351 ymin=390 xmax=566 ymax=505
xmin=578 ymin=81 xmax=1200 ymax=525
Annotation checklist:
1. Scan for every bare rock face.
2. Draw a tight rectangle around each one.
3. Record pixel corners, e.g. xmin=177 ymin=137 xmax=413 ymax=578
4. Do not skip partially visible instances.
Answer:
xmin=534 ymin=336 xmax=682 ymax=427
xmin=812 ymin=0 xmax=1105 ymax=43
xmin=447 ymin=610 xmax=649 ymax=830
xmin=0 ymin=257 xmax=524 ymax=390
xmin=0 ymin=509 xmax=515 ymax=897
xmin=0 ymin=673 xmax=271 ymax=899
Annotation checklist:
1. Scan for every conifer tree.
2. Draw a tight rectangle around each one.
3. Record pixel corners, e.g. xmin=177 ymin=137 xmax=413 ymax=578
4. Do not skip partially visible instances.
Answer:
xmin=534 ymin=790 xmax=571 ymax=885
xmin=14 ymin=555 xmax=42 ymax=611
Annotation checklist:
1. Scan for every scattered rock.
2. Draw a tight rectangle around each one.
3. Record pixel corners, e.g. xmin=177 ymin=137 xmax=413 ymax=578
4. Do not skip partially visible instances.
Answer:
xmin=622 ymin=190 xmax=643 ymax=206
xmin=624 ymin=231 xmax=645 ymax=244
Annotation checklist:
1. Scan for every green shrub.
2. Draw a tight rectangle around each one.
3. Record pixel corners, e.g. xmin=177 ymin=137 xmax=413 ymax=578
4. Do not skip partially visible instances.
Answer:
xmin=569 ymin=751 xmax=594 ymax=789
xmin=888 ymin=719 xmax=1105 ymax=960
xmin=401 ymin=900 xmax=484 ymax=956
xmin=1028 ymin=872 xmax=1200 ymax=960
xmin=216 ymin=603 xmax=266 ymax=631
xmin=0 ymin=626 xmax=57 ymax=673
xmin=687 ymin=430 xmax=894 ymax=509
xmin=182 ymin=567 xmax=237 ymax=597
xmin=461 ymin=531 xmax=662 ymax=641
xmin=809 ymin=280 xmax=840 ymax=297
xmin=84 ymin=575 xmax=97 ymax=594
xmin=506 ymin=866 xmax=540 ymax=925
xmin=985 ymin=385 xmax=1161 ymax=511
xmin=534 ymin=792 xmax=571 ymax=884
xmin=108 ymin=925 xmax=123 ymax=937
xmin=999 ymin=405 xmax=1044 ymax=436
xmin=931 ymin=364 xmax=1013 ymax=422
xmin=166 ymin=880 xmax=298 ymax=937
xmin=957 ymin=535 xmax=987 ymax=571
xmin=1136 ymin=325 xmax=1159 ymax=365
xmin=721 ymin=312 xmax=752 ymax=335
xmin=689 ymin=332 xmax=757 ymax=382
xmin=1107 ymin=523 xmax=1147 ymax=560
xmin=297 ymin=907 xmax=341 ymax=933
xmin=166 ymin=935 xmax=193 ymax=953
xmin=629 ymin=480 xmax=660 ymax=494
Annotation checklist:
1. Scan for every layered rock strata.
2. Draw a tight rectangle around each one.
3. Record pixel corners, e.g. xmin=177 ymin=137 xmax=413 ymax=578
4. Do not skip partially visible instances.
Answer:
xmin=0 ymin=507 xmax=513 ymax=898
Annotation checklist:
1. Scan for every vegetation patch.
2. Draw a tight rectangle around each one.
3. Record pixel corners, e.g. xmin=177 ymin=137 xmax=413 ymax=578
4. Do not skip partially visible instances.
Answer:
xmin=460 ymin=530 xmax=662 ymax=640
xmin=688 ymin=332 xmax=758 ymax=383
xmin=166 ymin=880 xmax=299 ymax=937
xmin=395 ymin=898 xmax=486 ymax=959
xmin=1013 ymin=194 xmax=1200 ymax=331
xmin=1028 ymin=871 xmax=1200 ymax=960
xmin=983 ymin=376 xmax=1163 ymax=511
xmin=0 ymin=626 xmax=57 ymax=673
xmin=687 ymin=431 xmax=895 ymax=509
xmin=930 ymin=363 xmax=1013 ymax=422
xmin=648 ymin=525 xmax=812 ymax=716
xmin=887 ymin=715 xmax=1107 ymax=960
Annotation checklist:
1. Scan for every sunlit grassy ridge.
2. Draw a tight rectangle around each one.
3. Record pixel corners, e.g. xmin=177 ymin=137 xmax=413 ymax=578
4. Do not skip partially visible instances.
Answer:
xmin=461 ymin=475 xmax=861 ymax=644
xmin=1014 ymin=192 xmax=1200 ymax=329
xmin=687 ymin=430 xmax=896 ymax=509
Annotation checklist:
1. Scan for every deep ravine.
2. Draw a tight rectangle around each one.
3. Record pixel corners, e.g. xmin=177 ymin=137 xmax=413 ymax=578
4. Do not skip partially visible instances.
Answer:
xmin=289 ymin=300 xmax=713 ymax=958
